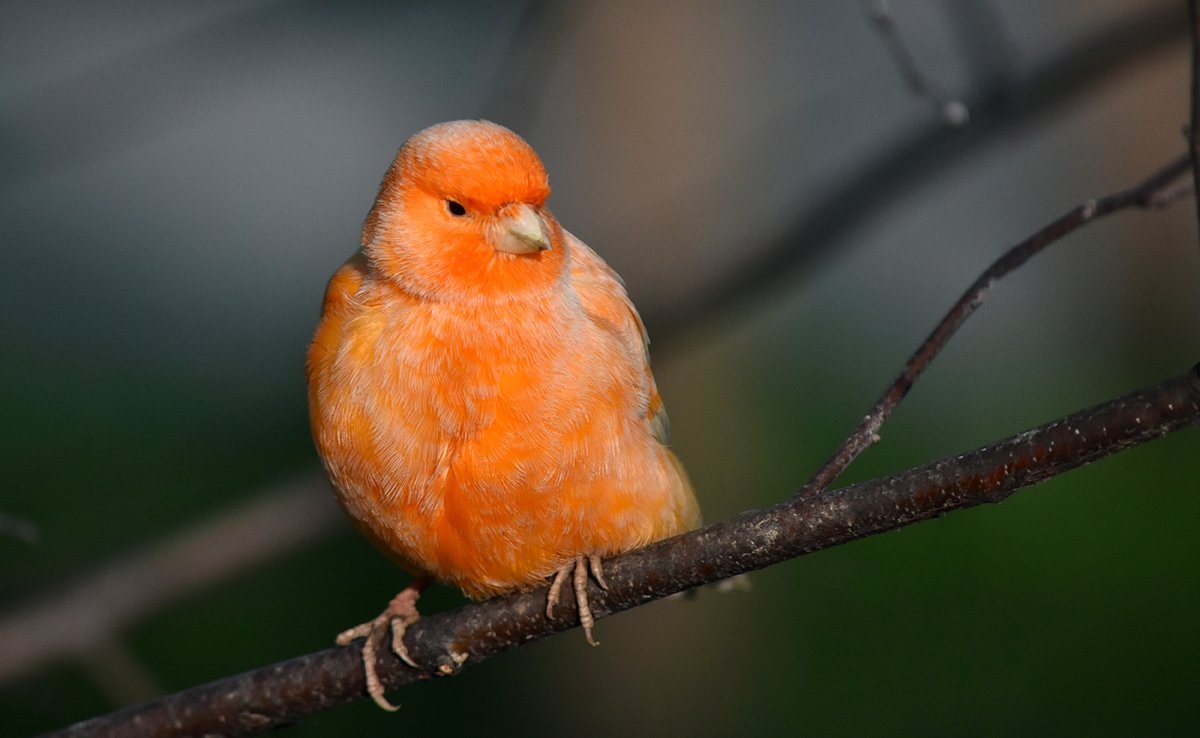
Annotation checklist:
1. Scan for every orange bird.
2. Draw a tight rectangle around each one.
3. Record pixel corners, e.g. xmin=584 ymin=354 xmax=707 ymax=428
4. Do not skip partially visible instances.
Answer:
xmin=306 ymin=120 xmax=701 ymax=710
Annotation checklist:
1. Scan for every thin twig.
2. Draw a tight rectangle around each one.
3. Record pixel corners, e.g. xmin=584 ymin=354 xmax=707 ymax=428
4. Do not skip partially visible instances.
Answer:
xmin=42 ymin=365 xmax=1200 ymax=738
xmin=796 ymin=152 xmax=1193 ymax=501
xmin=862 ymin=0 xmax=969 ymax=125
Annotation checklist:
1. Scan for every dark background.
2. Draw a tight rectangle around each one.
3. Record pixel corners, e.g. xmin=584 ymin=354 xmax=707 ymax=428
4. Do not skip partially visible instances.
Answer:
xmin=2 ymin=1 xmax=1197 ymax=735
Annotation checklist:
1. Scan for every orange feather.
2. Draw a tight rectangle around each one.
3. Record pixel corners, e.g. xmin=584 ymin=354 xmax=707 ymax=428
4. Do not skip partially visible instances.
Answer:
xmin=306 ymin=120 xmax=700 ymax=708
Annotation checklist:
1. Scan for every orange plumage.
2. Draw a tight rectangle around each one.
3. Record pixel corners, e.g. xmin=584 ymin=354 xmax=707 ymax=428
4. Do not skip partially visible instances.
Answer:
xmin=306 ymin=120 xmax=700 ymax=709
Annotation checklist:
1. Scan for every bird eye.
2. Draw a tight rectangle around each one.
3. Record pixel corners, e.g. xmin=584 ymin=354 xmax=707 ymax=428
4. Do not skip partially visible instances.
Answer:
xmin=447 ymin=200 xmax=466 ymax=216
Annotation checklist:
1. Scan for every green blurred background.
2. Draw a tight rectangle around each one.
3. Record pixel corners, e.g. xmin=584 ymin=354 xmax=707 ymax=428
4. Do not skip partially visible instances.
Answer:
xmin=2 ymin=1 xmax=1197 ymax=735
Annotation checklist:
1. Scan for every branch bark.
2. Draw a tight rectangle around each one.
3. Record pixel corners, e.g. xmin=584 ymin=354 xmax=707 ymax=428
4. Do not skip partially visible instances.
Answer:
xmin=43 ymin=365 xmax=1200 ymax=738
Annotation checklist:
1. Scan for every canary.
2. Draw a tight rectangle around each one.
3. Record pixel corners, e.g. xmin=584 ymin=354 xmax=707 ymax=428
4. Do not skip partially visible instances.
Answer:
xmin=306 ymin=120 xmax=700 ymax=710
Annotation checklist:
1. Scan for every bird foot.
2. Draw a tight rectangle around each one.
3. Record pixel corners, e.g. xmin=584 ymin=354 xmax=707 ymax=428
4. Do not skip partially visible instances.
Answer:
xmin=546 ymin=554 xmax=608 ymax=646
xmin=336 ymin=577 xmax=428 ymax=711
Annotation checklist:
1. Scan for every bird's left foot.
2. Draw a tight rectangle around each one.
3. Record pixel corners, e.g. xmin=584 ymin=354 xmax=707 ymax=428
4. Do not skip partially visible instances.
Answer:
xmin=546 ymin=554 xmax=608 ymax=645
xmin=336 ymin=577 xmax=429 ymax=711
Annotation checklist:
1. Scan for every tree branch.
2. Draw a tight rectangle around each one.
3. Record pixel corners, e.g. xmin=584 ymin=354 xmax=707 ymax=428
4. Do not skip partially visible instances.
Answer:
xmin=43 ymin=364 xmax=1200 ymax=738
xmin=798 ymin=153 xmax=1193 ymax=500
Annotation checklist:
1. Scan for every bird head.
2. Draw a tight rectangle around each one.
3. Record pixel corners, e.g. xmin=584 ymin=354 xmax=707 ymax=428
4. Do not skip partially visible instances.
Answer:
xmin=361 ymin=120 xmax=566 ymax=303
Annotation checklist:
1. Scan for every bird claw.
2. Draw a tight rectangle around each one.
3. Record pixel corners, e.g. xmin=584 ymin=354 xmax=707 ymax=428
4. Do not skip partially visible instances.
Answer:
xmin=546 ymin=554 xmax=608 ymax=646
xmin=337 ymin=578 xmax=428 ymax=711
xmin=588 ymin=553 xmax=608 ymax=590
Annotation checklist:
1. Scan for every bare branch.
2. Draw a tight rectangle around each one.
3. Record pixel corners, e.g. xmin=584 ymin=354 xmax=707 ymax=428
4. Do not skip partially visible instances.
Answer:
xmin=42 ymin=364 xmax=1200 ymax=738
xmin=797 ymin=153 xmax=1193 ymax=500
xmin=862 ymin=0 xmax=969 ymax=125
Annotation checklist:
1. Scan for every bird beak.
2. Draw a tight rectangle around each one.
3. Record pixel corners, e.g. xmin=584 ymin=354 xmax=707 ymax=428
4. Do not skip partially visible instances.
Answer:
xmin=495 ymin=203 xmax=551 ymax=254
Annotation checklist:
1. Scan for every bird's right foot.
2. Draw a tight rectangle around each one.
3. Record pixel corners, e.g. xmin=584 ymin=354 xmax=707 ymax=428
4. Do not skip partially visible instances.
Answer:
xmin=337 ymin=577 xmax=429 ymax=711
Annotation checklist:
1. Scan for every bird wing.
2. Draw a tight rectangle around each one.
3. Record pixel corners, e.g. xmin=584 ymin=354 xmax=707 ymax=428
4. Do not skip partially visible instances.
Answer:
xmin=562 ymin=230 xmax=671 ymax=445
